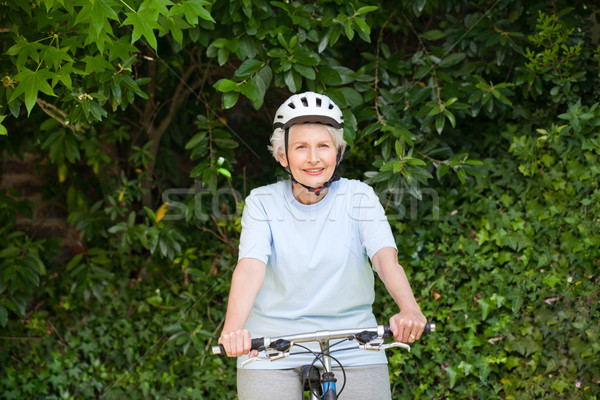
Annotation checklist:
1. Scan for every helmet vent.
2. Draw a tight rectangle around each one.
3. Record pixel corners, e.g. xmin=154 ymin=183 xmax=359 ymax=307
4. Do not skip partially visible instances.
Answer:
xmin=273 ymin=91 xmax=344 ymax=129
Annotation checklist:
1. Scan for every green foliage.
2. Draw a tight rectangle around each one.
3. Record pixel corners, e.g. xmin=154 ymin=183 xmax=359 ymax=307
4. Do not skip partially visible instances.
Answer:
xmin=0 ymin=190 xmax=59 ymax=326
xmin=1 ymin=1 xmax=600 ymax=399
xmin=0 ymin=276 xmax=236 ymax=400
xmin=374 ymin=8 xmax=600 ymax=398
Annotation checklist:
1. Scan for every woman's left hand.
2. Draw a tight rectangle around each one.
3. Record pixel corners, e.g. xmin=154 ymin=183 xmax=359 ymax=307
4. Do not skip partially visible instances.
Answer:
xmin=389 ymin=308 xmax=427 ymax=343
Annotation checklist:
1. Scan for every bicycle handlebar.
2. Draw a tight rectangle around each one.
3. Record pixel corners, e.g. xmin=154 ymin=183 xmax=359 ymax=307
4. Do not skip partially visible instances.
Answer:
xmin=212 ymin=323 xmax=436 ymax=356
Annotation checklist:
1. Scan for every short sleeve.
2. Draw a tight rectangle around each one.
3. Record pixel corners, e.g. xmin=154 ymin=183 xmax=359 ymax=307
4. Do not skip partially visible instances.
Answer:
xmin=237 ymin=192 xmax=272 ymax=264
xmin=354 ymin=185 xmax=397 ymax=259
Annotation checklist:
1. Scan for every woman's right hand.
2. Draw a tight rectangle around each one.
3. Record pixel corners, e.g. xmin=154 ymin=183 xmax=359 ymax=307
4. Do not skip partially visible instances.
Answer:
xmin=218 ymin=329 xmax=258 ymax=358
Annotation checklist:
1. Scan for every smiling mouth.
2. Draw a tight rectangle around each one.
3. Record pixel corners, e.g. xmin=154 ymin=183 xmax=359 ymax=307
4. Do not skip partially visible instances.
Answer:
xmin=303 ymin=168 xmax=324 ymax=175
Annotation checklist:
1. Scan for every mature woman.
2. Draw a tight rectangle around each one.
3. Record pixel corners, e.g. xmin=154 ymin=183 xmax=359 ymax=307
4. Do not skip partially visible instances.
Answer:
xmin=219 ymin=92 xmax=427 ymax=400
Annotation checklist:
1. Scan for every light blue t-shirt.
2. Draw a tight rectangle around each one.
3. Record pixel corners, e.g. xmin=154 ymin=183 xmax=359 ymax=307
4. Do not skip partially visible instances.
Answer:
xmin=237 ymin=178 xmax=397 ymax=369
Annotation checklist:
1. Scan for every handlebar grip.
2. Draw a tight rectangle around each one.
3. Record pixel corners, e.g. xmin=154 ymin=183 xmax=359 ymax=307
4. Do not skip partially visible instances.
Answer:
xmin=251 ymin=337 xmax=265 ymax=351
xmin=382 ymin=322 xmax=436 ymax=338
xmin=211 ymin=337 xmax=266 ymax=356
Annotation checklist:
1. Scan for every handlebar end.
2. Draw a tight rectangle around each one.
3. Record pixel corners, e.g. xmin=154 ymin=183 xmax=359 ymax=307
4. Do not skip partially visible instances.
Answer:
xmin=212 ymin=344 xmax=226 ymax=356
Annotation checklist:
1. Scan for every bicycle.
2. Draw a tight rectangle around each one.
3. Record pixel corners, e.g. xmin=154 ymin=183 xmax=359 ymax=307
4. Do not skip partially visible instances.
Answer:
xmin=212 ymin=322 xmax=435 ymax=399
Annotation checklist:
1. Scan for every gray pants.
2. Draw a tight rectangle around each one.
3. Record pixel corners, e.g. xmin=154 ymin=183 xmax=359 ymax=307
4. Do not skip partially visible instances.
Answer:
xmin=237 ymin=364 xmax=392 ymax=400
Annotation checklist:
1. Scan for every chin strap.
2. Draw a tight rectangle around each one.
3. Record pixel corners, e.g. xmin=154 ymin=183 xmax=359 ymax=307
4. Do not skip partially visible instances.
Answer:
xmin=282 ymin=127 xmax=342 ymax=196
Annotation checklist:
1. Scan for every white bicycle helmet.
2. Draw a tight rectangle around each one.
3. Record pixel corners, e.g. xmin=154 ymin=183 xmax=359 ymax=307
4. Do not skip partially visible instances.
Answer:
xmin=273 ymin=91 xmax=344 ymax=130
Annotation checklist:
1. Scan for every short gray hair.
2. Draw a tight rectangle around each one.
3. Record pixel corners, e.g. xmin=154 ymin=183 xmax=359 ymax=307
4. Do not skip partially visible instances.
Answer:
xmin=268 ymin=123 xmax=347 ymax=161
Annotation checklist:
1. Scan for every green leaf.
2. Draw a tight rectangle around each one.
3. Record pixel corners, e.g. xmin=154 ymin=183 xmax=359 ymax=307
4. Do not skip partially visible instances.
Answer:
xmin=356 ymin=6 xmax=378 ymax=14
xmin=0 ymin=115 xmax=7 ymax=136
xmin=353 ymin=17 xmax=371 ymax=35
xmin=293 ymin=63 xmax=316 ymax=80
xmin=550 ymin=379 xmax=570 ymax=394
xmin=435 ymin=114 xmax=445 ymax=134
xmin=159 ymin=14 xmax=185 ymax=45
xmin=185 ymin=132 xmax=206 ymax=150
xmin=82 ymin=55 xmax=113 ymax=74
xmin=147 ymin=0 xmax=174 ymax=15
xmin=108 ymin=37 xmax=139 ymax=62
xmin=248 ymin=66 xmax=272 ymax=109
xmin=284 ymin=70 xmax=301 ymax=93
xmin=444 ymin=110 xmax=456 ymax=128
xmin=342 ymin=109 xmax=357 ymax=147
xmin=11 ymin=296 xmax=26 ymax=316
xmin=339 ymin=87 xmax=362 ymax=107
xmin=439 ymin=53 xmax=466 ymax=68
xmin=42 ymin=46 xmax=74 ymax=71
xmin=478 ymin=298 xmax=491 ymax=319
xmin=5 ymin=38 xmax=44 ymax=69
xmin=277 ymin=32 xmax=288 ymax=50
xmin=318 ymin=29 xmax=331 ymax=53
xmin=415 ymin=65 xmax=430 ymax=80
xmin=168 ymin=0 xmax=215 ymax=24
xmin=217 ymin=168 xmax=231 ymax=179
xmin=217 ymin=47 xmax=230 ymax=66
xmin=0 ymin=246 xmax=20 ymax=258
xmin=456 ymin=167 xmax=466 ymax=184
xmin=293 ymin=47 xmax=320 ymax=66
xmin=10 ymin=68 xmax=57 ymax=115
xmin=123 ymin=7 xmax=161 ymax=51
xmin=329 ymin=24 xmax=343 ymax=48
xmin=147 ymin=295 xmax=163 ymax=306
xmin=428 ymin=104 xmax=443 ymax=116
xmin=491 ymin=89 xmax=513 ymax=106
xmin=222 ymin=91 xmax=239 ymax=109
xmin=214 ymin=79 xmax=238 ymax=92
xmin=66 ymin=254 xmax=84 ymax=271
xmin=267 ymin=48 xmax=287 ymax=58
xmin=437 ymin=163 xmax=450 ymax=179
xmin=234 ymin=58 xmax=262 ymax=78
xmin=344 ymin=21 xmax=355 ymax=40
xmin=317 ymin=66 xmax=342 ymax=85
xmin=421 ymin=30 xmax=445 ymax=41
xmin=52 ymin=62 xmax=78 ymax=89
xmin=240 ymin=81 xmax=260 ymax=103
xmin=75 ymin=0 xmax=120 ymax=35
xmin=542 ymin=274 xmax=561 ymax=288
xmin=395 ymin=140 xmax=404 ymax=159
xmin=415 ymin=0 xmax=427 ymax=13
xmin=405 ymin=157 xmax=427 ymax=166
xmin=446 ymin=366 xmax=459 ymax=388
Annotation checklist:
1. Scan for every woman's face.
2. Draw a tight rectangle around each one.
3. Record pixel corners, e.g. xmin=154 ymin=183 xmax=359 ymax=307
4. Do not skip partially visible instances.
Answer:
xmin=278 ymin=124 xmax=338 ymax=190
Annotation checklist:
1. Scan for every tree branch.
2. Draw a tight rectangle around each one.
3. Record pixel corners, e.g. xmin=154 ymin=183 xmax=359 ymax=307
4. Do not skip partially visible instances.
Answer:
xmin=36 ymin=98 xmax=87 ymax=133
xmin=374 ymin=10 xmax=397 ymax=125
xmin=402 ymin=12 xmax=444 ymax=106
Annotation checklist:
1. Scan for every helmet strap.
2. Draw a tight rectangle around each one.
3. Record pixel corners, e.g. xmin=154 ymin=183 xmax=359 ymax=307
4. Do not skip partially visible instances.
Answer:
xmin=282 ymin=127 xmax=342 ymax=196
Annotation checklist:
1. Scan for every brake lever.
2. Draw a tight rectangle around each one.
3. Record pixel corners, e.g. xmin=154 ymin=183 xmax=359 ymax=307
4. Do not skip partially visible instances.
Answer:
xmin=359 ymin=340 xmax=411 ymax=352
xmin=379 ymin=342 xmax=411 ymax=351
xmin=240 ymin=350 xmax=291 ymax=367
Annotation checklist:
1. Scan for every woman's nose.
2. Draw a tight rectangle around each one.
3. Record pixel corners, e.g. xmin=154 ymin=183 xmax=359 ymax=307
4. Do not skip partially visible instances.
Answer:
xmin=308 ymin=147 xmax=319 ymax=163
